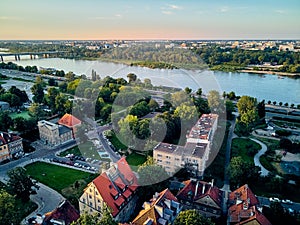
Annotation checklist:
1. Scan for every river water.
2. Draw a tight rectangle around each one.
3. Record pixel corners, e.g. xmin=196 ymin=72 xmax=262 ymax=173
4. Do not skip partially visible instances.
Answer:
xmin=6 ymin=57 xmax=299 ymax=105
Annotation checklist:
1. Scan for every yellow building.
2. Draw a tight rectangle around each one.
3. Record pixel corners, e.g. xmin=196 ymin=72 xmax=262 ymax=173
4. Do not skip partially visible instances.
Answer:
xmin=79 ymin=157 xmax=138 ymax=223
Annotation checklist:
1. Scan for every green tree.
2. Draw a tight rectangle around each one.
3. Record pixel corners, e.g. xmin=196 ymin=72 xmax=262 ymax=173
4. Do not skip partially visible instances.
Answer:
xmin=174 ymin=210 xmax=215 ymax=225
xmin=138 ymin=156 xmax=169 ymax=186
xmin=0 ymin=111 xmax=13 ymax=131
xmin=127 ymin=73 xmax=137 ymax=83
xmin=0 ymin=189 xmax=19 ymax=225
xmin=46 ymin=87 xmax=59 ymax=112
xmin=31 ymin=78 xmax=45 ymax=103
xmin=228 ymin=156 xmax=260 ymax=187
xmin=207 ymin=90 xmax=222 ymax=112
xmin=257 ymin=100 xmax=266 ymax=119
xmin=237 ymin=96 xmax=257 ymax=115
xmin=71 ymin=205 xmax=117 ymax=225
xmin=9 ymin=86 xmax=29 ymax=103
xmin=7 ymin=167 xmax=37 ymax=202
xmin=196 ymin=88 xmax=202 ymax=96
xmin=148 ymin=99 xmax=159 ymax=111
xmin=28 ymin=103 xmax=45 ymax=120
xmin=129 ymin=101 xmax=150 ymax=118
xmin=65 ymin=71 xmax=76 ymax=82
xmin=48 ymin=78 xmax=56 ymax=86
xmin=171 ymin=91 xmax=190 ymax=107
xmin=225 ymin=100 xmax=235 ymax=119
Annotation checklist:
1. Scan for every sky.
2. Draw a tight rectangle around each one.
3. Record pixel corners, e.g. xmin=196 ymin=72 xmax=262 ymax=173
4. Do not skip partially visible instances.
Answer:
xmin=1 ymin=0 xmax=300 ymax=40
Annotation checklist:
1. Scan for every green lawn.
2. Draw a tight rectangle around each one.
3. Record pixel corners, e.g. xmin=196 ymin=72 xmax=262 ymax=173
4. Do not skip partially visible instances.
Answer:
xmin=231 ymin=138 xmax=261 ymax=163
xmin=251 ymin=136 xmax=280 ymax=151
xmin=106 ymin=131 xmax=127 ymax=151
xmin=126 ymin=152 xmax=147 ymax=167
xmin=25 ymin=162 xmax=95 ymax=193
xmin=9 ymin=111 xmax=31 ymax=119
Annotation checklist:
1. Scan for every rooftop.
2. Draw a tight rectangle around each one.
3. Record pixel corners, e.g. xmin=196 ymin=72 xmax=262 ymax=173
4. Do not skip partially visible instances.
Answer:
xmin=0 ymin=132 xmax=22 ymax=145
xmin=91 ymin=157 xmax=138 ymax=217
xmin=58 ymin=113 xmax=81 ymax=128
xmin=187 ymin=114 xmax=218 ymax=140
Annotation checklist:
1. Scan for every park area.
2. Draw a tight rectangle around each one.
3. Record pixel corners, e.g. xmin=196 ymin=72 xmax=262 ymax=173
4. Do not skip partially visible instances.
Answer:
xmin=9 ymin=110 xmax=31 ymax=119
xmin=231 ymin=138 xmax=261 ymax=163
xmin=25 ymin=162 xmax=97 ymax=207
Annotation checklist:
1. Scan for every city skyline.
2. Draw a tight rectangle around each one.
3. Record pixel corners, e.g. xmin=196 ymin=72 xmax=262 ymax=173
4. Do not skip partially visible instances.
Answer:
xmin=1 ymin=0 xmax=300 ymax=40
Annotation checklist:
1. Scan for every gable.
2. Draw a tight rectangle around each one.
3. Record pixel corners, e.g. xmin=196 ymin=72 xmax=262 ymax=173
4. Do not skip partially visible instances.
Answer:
xmin=195 ymin=195 xmax=221 ymax=209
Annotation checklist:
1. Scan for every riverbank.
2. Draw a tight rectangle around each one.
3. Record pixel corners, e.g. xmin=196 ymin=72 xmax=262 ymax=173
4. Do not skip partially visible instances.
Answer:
xmin=239 ymin=69 xmax=300 ymax=78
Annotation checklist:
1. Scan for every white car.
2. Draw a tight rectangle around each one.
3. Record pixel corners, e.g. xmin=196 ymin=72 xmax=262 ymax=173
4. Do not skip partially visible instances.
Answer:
xmin=269 ymin=197 xmax=280 ymax=202
xmin=282 ymin=199 xmax=293 ymax=204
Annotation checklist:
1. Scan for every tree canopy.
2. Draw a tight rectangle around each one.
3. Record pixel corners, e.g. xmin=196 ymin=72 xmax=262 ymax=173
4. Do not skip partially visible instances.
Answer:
xmin=174 ymin=210 xmax=215 ymax=225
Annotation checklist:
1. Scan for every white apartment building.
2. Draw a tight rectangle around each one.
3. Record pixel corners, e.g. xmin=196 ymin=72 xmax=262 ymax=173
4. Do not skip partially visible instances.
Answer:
xmin=153 ymin=114 xmax=218 ymax=176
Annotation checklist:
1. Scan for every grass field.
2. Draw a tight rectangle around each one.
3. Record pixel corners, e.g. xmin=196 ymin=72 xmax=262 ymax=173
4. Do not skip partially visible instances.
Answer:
xmin=126 ymin=152 xmax=147 ymax=167
xmin=231 ymin=138 xmax=261 ymax=163
xmin=106 ymin=131 xmax=127 ymax=151
xmin=9 ymin=111 xmax=31 ymax=119
xmin=25 ymin=162 xmax=96 ymax=193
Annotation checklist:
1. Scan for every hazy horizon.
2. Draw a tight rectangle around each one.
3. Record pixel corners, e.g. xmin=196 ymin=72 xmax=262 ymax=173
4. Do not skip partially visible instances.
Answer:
xmin=1 ymin=0 xmax=300 ymax=40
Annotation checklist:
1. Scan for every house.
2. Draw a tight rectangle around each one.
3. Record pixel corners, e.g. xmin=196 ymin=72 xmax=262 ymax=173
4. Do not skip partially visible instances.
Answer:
xmin=176 ymin=179 xmax=223 ymax=218
xmin=228 ymin=184 xmax=272 ymax=225
xmin=153 ymin=114 xmax=218 ymax=176
xmin=28 ymin=200 xmax=79 ymax=225
xmin=43 ymin=200 xmax=80 ymax=225
xmin=79 ymin=157 xmax=138 ymax=223
xmin=0 ymin=132 xmax=23 ymax=162
xmin=131 ymin=188 xmax=182 ymax=225
xmin=58 ymin=113 xmax=81 ymax=137
xmin=38 ymin=120 xmax=73 ymax=146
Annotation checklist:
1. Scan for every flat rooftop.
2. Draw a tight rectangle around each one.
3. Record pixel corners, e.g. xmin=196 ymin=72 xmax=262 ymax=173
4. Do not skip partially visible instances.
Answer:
xmin=187 ymin=114 xmax=218 ymax=140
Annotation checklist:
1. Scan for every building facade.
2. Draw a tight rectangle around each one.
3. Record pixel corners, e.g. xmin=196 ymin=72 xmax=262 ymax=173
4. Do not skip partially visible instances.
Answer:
xmin=38 ymin=120 xmax=73 ymax=146
xmin=176 ymin=179 xmax=223 ymax=218
xmin=0 ymin=132 xmax=23 ymax=162
xmin=131 ymin=188 xmax=182 ymax=225
xmin=79 ymin=157 xmax=138 ymax=223
xmin=153 ymin=114 xmax=218 ymax=176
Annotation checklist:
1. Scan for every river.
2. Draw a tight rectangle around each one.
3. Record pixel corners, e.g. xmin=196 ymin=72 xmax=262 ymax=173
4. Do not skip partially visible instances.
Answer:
xmin=6 ymin=57 xmax=300 ymax=105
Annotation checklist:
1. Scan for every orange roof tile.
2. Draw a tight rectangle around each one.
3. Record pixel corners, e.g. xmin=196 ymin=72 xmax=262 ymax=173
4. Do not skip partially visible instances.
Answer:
xmin=58 ymin=113 xmax=81 ymax=128
xmin=92 ymin=157 xmax=139 ymax=218
xmin=123 ymin=189 xmax=132 ymax=199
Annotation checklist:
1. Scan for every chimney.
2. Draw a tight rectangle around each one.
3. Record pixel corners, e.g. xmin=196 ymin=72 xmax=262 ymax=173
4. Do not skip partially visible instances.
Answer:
xmin=211 ymin=179 xmax=214 ymax=187
xmin=202 ymin=183 xmax=205 ymax=195
xmin=194 ymin=180 xmax=199 ymax=198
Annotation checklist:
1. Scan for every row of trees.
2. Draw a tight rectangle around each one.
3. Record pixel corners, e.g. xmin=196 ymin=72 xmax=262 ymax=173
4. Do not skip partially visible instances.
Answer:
xmin=194 ymin=45 xmax=300 ymax=73
xmin=0 ymin=167 xmax=39 ymax=224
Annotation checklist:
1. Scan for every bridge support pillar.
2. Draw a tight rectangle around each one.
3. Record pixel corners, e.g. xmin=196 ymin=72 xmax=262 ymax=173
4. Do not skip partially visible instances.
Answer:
xmin=15 ymin=55 xmax=18 ymax=61
xmin=30 ymin=54 xmax=33 ymax=60
xmin=0 ymin=56 xmax=3 ymax=62
xmin=17 ymin=55 xmax=20 ymax=60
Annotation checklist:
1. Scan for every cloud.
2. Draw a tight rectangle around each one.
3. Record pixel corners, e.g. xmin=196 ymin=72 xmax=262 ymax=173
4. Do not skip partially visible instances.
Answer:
xmin=167 ymin=4 xmax=183 ymax=10
xmin=161 ymin=3 xmax=183 ymax=15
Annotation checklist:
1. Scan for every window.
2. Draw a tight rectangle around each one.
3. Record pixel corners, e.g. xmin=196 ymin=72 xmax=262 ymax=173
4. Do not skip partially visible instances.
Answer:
xmin=175 ymin=158 xmax=180 ymax=161
xmin=166 ymin=156 xmax=171 ymax=159
xmin=157 ymin=154 xmax=162 ymax=157
xmin=166 ymin=161 xmax=171 ymax=165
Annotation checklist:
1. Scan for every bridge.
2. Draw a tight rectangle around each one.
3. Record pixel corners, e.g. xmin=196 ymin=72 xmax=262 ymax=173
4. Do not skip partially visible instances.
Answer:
xmin=0 ymin=51 xmax=66 ymax=62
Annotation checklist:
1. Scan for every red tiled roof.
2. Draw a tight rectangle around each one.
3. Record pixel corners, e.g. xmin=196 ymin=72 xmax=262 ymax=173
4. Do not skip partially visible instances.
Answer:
xmin=115 ymin=177 xmax=126 ymax=189
xmin=228 ymin=184 xmax=272 ymax=225
xmin=93 ymin=173 xmax=120 ymax=217
xmin=132 ymin=189 xmax=179 ymax=225
xmin=123 ymin=189 xmax=132 ymax=199
xmin=58 ymin=113 xmax=81 ymax=128
xmin=92 ymin=157 xmax=139 ymax=217
xmin=229 ymin=184 xmax=258 ymax=207
xmin=43 ymin=200 xmax=79 ymax=225
xmin=117 ymin=157 xmax=139 ymax=190
xmin=115 ymin=196 xmax=125 ymax=207
xmin=0 ymin=132 xmax=21 ymax=145
xmin=176 ymin=180 xmax=222 ymax=208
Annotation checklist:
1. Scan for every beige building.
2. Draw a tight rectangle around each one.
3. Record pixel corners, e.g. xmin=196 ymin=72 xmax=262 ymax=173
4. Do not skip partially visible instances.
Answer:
xmin=38 ymin=120 xmax=73 ymax=146
xmin=0 ymin=132 xmax=23 ymax=162
xmin=153 ymin=114 xmax=218 ymax=176
xmin=79 ymin=157 xmax=138 ymax=223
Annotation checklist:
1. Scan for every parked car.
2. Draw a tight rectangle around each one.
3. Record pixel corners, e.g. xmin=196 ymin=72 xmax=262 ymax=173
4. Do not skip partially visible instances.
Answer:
xmin=282 ymin=199 xmax=293 ymax=204
xmin=269 ymin=197 xmax=280 ymax=202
